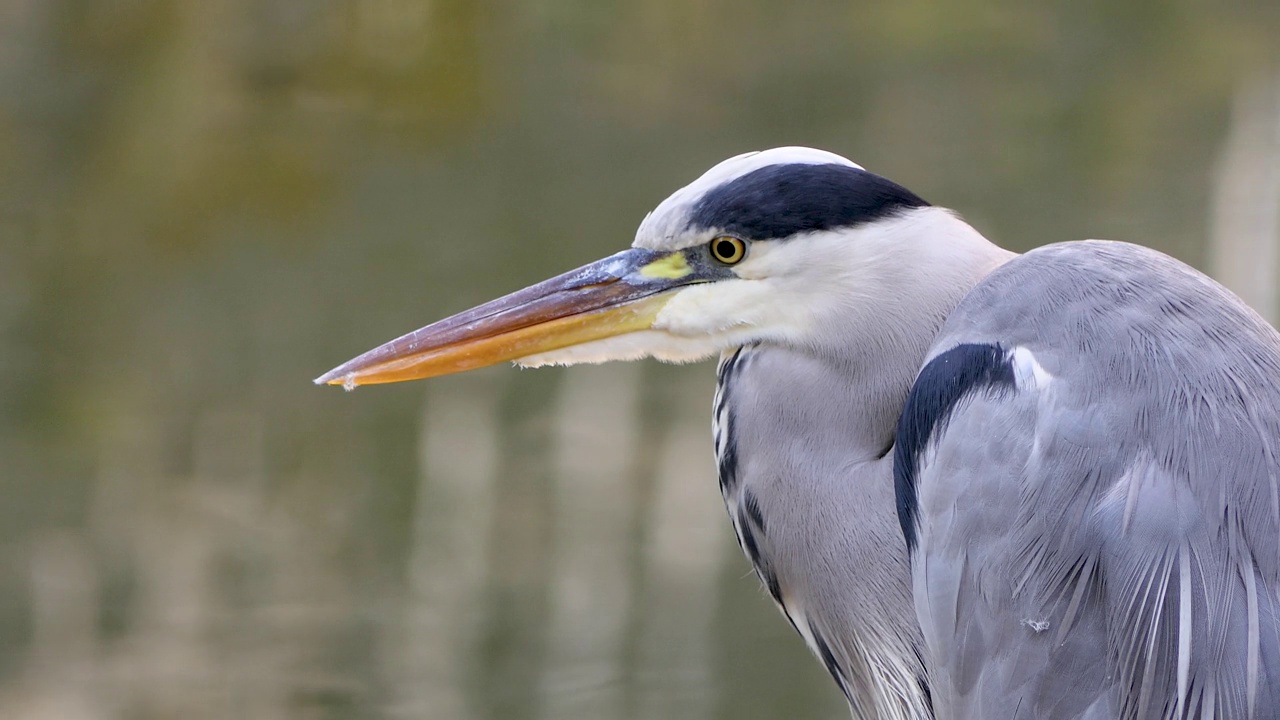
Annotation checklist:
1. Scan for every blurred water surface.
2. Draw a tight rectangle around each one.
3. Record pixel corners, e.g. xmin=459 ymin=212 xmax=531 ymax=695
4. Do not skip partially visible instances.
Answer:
xmin=2 ymin=1 xmax=1279 ymax=718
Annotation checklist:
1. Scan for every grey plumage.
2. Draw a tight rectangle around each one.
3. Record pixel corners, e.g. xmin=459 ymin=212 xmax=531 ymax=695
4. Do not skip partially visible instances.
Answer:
xmin=717 ymin=343 xmax=929 ymax=717
xmin=319 ymin=147 xmax=1280 ymax=719
xmin=700 ymin=177 xmax=1280 ymax=717
xmin=908 ymin=241 xmax=1280 ymax=718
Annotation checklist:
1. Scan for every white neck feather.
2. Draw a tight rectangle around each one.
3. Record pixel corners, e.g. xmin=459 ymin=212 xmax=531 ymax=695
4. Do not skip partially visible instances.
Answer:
xmin=801 ymin=208 xmax=1015 ymax=361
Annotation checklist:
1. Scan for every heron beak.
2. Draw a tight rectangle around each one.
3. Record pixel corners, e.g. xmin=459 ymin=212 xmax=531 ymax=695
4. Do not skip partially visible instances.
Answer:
xmin=315 ymin=248 xmax=693 ymax=388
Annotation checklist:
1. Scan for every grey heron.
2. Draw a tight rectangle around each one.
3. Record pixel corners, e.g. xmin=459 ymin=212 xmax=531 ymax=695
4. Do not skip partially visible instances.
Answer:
xmin=317 ymin=147 xmax=1280 ymax=719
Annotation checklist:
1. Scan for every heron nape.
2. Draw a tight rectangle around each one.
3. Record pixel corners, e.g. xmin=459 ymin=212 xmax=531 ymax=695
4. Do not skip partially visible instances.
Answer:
xmin=318 ymin=147 xmax=1280 ymax=719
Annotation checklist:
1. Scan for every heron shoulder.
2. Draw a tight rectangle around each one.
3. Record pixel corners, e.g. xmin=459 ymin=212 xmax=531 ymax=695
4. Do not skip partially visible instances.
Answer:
xmin=894 ymin=343 xmax=1018 ymax=552
xmin=919 ymin=236 xmax=1280 ymax=507
xmin=903 ymin=238 xmax=1280 ymax=717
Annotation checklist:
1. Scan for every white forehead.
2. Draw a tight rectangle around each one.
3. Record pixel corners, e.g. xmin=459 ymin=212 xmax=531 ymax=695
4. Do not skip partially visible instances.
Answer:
xmin=634 ymin=147 xmax=863 ymax=250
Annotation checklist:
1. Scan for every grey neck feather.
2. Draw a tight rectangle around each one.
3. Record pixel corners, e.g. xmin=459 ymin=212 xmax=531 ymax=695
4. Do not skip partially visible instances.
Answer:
xmin=723 ymin=209 xmax=1013 ymax=719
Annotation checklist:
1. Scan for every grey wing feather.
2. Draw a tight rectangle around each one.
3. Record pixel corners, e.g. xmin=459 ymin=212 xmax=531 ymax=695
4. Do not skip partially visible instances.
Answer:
xmin=909 ymin=241 xmax=1280 ymax=719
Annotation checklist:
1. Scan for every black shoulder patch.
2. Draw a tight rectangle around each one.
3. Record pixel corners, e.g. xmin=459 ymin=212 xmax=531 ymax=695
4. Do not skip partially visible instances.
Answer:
xmin=688 ymin=163 xmax=929 ymax=240
xmin=893 ymin=343 xmax=1015 ymax=552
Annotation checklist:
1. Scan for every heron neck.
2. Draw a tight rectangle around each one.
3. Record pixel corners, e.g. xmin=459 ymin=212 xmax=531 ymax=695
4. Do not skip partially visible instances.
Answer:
xmin=730 ymin=215 xmax=1013 ymax=716
xmin=806 ymin=210 xmax=1017 ymax=453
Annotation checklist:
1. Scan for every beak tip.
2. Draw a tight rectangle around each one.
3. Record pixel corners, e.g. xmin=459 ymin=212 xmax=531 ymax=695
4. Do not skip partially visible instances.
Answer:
xmin=314 ymin=367 xmax=358 ymax=390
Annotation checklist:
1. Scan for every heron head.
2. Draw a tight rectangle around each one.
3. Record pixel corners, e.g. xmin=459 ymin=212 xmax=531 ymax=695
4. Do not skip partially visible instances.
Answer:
xmin=316 ymin=147 xmax=961 ymax=387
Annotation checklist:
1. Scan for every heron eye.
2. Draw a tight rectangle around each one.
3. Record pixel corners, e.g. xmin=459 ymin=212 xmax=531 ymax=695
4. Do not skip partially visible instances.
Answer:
xmin=710 ymin=236 xmax=747 ymax=265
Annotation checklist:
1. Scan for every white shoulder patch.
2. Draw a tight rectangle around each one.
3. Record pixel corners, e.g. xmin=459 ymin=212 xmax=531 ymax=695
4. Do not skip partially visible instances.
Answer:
xmin=1008 ymin=346 xmax=1053 ymax=390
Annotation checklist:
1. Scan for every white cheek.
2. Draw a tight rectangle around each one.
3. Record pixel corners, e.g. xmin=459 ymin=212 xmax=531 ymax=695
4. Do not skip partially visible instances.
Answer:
xmin=654 ymin=283 xmax=750 ymax=334
xmin=732 ymin=240 xmax=797 ymax=280
xmin=653 ymin=279 xmax=806 ymax=337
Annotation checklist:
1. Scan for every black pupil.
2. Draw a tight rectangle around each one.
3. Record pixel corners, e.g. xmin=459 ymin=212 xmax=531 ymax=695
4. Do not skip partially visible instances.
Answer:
xmin=716 ymin=239 xmax=736 ymax=259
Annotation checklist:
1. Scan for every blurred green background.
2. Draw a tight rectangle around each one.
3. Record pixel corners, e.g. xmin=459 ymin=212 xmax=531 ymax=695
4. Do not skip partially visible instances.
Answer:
xmin=2 ymin=1 xmax=1279 ymax=718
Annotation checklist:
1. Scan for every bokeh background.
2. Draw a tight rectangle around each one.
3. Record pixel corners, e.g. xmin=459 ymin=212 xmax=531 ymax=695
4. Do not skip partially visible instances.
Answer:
xmin=2 ymin=1 xmax=1280 ymax=718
